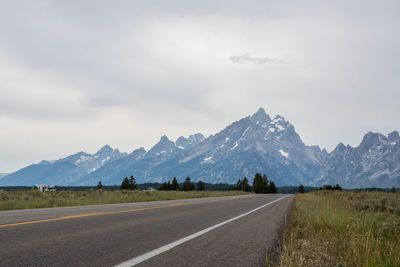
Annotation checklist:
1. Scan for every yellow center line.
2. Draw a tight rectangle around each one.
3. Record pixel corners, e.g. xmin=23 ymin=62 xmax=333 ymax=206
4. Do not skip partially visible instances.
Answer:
xmin=0 ymin=196 xmax=244 ymax=228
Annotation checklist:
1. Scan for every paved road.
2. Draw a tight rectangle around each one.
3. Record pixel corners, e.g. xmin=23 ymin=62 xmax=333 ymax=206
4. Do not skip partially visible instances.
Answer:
xmin=0 ymin=194 xmax=293 ymax=266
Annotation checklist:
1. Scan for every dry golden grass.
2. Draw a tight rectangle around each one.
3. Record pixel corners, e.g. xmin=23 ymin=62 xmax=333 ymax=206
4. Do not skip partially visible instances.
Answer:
xmin=279 ymin=191 xmax=400 ymax=267
xmin=0 ymin=189 xmax=248 ymax=211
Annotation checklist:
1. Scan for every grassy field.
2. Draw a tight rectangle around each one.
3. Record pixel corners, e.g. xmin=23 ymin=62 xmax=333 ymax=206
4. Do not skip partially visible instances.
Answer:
xmin=279 ymin=190 xmax=400 ymax=266
xmin=0 ymin=189 xmax=249 ymax=211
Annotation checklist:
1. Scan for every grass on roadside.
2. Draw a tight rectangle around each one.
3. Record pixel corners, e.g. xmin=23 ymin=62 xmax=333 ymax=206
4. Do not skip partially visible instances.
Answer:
xmin=0 ymin=189 xmax=248 ymax=211
xmin=279 ymin=190 xmax=400 ymax=266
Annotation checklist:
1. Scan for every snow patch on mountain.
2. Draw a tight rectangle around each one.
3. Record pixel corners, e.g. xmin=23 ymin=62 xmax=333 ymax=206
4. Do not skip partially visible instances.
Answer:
xmin=279 ymin=149 xmax=289 ymax=158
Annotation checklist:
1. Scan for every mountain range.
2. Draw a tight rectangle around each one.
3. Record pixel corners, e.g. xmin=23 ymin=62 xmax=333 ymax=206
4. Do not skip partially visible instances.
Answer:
xmin=1 ymin=108 xmax=399 ymax=188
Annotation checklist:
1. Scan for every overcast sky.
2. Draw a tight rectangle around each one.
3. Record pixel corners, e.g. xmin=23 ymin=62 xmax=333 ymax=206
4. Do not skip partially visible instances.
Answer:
xmin=1 ymin=1 xmax=399 ymax=173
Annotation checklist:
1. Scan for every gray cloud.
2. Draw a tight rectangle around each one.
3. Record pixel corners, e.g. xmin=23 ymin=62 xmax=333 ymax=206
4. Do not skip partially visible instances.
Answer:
xmin=0 ymin=0 xmax=399 ymax=172
xmin=230 ymin=53 xmax=275 ymax=64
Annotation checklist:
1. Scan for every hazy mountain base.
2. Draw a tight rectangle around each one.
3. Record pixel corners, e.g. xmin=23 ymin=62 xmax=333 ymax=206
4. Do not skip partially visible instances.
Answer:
xmin=279 ymin=191 xmax=400 ymax=266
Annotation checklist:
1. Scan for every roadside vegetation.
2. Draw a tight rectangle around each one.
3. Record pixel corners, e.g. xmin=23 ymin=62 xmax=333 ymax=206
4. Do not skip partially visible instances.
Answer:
xmin=279 ymin=190 xmax=400 ymax=266
xmin=0 ymin=189 xmax=248 ymax=211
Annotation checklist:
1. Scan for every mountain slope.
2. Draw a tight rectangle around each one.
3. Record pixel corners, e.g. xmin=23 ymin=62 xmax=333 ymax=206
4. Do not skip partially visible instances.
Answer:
xmin=0 ymin=145 xmax=126 ymax=186
xmin=162 ymin=108 xmax=326 ymax=185
xmin=78 ymin=135 xmax=192 ymax=185
xmin=0 ymin=173 xmax=9 ymax=180
xmin=313 ymin=131 xmax=400 ymax=188
xmin=78 ymin=108 xmax=326 ymax=185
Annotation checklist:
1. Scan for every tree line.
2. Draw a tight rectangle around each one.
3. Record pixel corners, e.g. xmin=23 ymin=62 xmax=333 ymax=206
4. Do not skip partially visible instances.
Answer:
xmin=112 ymin=173 xmax=278 ymax=194
xmin=297 ymin=183 xmax=343 ymax=193
xmin=97 ymin=176 xmax=363 ymax=195
xmin=158 ymin=177 xmax=205 ymax=191
xmin=232 ymin=174 xmax=277 ymax=193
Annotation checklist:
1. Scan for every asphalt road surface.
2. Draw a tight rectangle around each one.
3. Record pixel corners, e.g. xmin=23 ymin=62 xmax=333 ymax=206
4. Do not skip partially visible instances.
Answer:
xmin=0 ymin=194 xmax=294 ymax=266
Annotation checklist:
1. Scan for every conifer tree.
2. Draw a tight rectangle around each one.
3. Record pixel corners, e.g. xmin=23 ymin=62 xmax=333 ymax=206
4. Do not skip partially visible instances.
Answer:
xmin=182 ymin=177 xmax=195 ymax=191
xmin=236 ymin=179 xmax=242 ymax=190
xmin=333 ymin=184 xmax=343 ymax=190
xmin=197 ymin=180 xmax=205 ymax=191
xmin=97 ymin=181 xmax=103 ymax=190
xmin=167 ymin=180 xmax=171 ymax=191
xmin=121 ymin=177 xmax=130 ymax=190
xmin=129 ymin=176 xmax=137 ymax=190
xmin=298 ymin=184 xmax=305 ymax=194
xmin=159 ymin=182 xmax=169 ymax=191
xmin=392 ymin=186 xmax=396 ymax=193
xmin=242 ymin=177 xmax=250 ymax=192
xmin=172 ymin=177 xmax=179 ymax=191
xmin=269 ymin=181 xmax=277 ymax=193
xmin=262 ymin=174 xmax=270 ymax=193
xmin=323 ymin=185 xmax=333 ymax=190
xmin=253 ymin=173 xmax=264 ymax=193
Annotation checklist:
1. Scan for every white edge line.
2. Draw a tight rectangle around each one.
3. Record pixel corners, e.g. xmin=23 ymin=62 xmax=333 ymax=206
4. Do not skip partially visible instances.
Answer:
xmin=114 ymin=195 xmax=289 ymax=267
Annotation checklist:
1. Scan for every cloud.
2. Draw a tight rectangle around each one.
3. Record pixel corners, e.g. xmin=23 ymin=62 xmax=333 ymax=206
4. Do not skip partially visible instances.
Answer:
xmin=0 ymin=1 xmax=400 ymax=172
xmin=230 ymin=53 xmax=275 ymax=64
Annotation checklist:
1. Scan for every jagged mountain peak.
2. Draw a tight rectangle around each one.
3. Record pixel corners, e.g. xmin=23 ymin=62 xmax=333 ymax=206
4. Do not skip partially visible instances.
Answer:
xmin=160 ymin=135 xmax=171 ymax=142
xmin=315 ymin=129 xmax=400 ymax=188
xmin=188 ymin=133 xmax=205 ymax=142
xmin=334 ymin=142 xmax=347 ymax=151
xmin=96 ymin=144 xmax=113 ymax=153
xmin=250 ymin=107 xmax=271 ymax=123
xmin=257 ymin=107 xmax=266 ymax=113
xmin=147 ymin=135 xmax=177 ymax=156
xmin=359 ymin=132 xmax=387 ymax=152
xmin=153 ymin=135 xmax=174 ymax=147
xmin=271 ymin=114 xmax=287 ymax=124
xmin=388 ymin=131 xmax=399 ymax=143
xmin=176 ymin=133 xmax=205 ymax=150
xmin=127 ymin=147 xmax=147 ymax=160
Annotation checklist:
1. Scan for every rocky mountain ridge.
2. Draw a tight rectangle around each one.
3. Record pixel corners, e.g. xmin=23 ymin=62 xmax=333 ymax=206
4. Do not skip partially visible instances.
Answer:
xmin=312 ymin=131 xmax=400 ymax=188
xmin=1 ymin=108 xmax=398 ymax=188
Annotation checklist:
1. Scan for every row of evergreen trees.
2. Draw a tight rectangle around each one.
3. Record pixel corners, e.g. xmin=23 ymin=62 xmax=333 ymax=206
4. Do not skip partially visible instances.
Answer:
xmin=252 ymin=173 xmax=277 ymax=193
xmin=233 ymin=174 xmax=277 ymax=193
xmin=120 ymin=176 xmax=138 ymax=190
xmin=115 ymin=173 xmax=278 ymax=194
xmin=297 ymin=183 xmax=343 ymax=193
xmin=159 ymin=177 xmax=206 ymax=191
